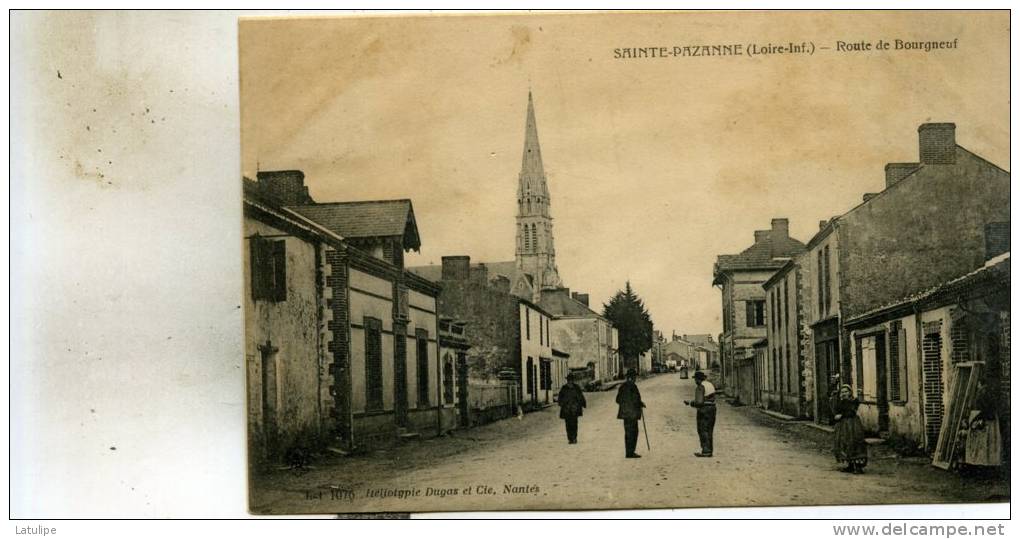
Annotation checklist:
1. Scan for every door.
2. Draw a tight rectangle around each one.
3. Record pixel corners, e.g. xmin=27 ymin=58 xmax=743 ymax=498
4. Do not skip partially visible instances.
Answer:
xmin=457 ymin=352 xmax=469 ymax=427
xmin=393 ymin=322 xmax=408 ymax=427
xmin=815 ymin=339 xmax=837 ymax=425
xmin=875 ymin=333 xmax=890 ymax=433
xmin=259 ymin=341 xmax=278 ymax=456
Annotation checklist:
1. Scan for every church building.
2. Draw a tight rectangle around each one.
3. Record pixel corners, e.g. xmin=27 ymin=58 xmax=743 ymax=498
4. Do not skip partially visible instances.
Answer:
xmin=410 ymin=91 xmax=563 ymax=303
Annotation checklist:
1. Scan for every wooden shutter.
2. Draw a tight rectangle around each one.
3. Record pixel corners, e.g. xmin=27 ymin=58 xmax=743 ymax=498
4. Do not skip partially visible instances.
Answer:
xmin=249 ymin=235 xmax=269 ymax=300
xmin=746 ymin=300 xmax=754 ymax=328
xmin=272 ymin=240 xmax=287 ymax=301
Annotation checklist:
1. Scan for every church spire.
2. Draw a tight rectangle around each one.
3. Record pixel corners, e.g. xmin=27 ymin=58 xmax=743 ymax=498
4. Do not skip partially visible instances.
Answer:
xmin=521 ymin=91 xmax=545 ymax=179
xmin=515 ymin=91 xmax=561 ymax=297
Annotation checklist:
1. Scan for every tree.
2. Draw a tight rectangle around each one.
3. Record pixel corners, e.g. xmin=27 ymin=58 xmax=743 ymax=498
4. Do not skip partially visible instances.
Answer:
xmin=602 ymin=281 xmax=654 ymax=373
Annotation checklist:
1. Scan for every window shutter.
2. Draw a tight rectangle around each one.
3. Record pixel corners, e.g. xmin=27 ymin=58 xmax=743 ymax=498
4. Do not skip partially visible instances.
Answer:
xmin=272 ymin=240 xmax=287 ymax=301
xmin=746 ymin=300 xmax=754 ymax=327
xmin=897 ymin=327 xmax=908 ymax=401
xmin=249 ymin=235 xmax=268 ymax=300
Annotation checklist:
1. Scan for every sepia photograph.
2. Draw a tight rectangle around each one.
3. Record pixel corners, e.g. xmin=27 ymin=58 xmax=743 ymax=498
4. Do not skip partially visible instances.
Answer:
xmin=239 ymin=10 xmax=1010 ymax=514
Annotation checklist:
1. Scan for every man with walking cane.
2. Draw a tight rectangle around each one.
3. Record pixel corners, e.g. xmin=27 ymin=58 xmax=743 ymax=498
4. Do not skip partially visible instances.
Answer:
xmin=616 ymin=368 xmax=646 ymax=458
xmin=684 ymin=371 xmax=716 ymax=457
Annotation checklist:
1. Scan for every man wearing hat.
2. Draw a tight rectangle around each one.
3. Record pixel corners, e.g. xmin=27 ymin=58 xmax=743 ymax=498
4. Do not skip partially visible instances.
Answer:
xmin=684 ymin=371 xmax=717 ymax=457
xmin=615 ymin=368 xmax=646 ymax=458
xmin=557 ymin=372 xmax=587 ymax=444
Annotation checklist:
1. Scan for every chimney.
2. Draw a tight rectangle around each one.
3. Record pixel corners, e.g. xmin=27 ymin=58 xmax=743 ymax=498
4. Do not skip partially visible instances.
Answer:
xmin=441 ymin=256 xmax=470 ymax=281
xmin=863 ymin=193 xmax=879 ymax=203
xmin=491 ymin=275 xmax=511 ymax=293
xmin=571 ymin=292 xmax=590 ymax=307
xmin=256 ymin=170 xmax=314 ymax=205
xmin=469 ymin=263 xmax=489 ymax=284
xmin=984 ymin=222 xmax=1010 ymax=261
xmin=753 ymin=230 xmax=770 ymax=243
xmin=771 ymin=218 xmax=789 ymax=239
xmin=885 ymin=162 xmax=918 ymax=188
xmin=918 ymin=123 xmax=956 ymax=165
xmin=819 ymin=220 xmax=828 ymax=231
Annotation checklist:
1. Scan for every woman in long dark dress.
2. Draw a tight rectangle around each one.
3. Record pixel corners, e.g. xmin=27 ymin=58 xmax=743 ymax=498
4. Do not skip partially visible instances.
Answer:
xmin=832 ymin=384 xmax=868 ymax=474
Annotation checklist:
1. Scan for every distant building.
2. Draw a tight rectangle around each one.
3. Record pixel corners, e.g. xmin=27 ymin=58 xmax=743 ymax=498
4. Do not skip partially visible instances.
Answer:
xmin=713 ymin=218 xmax=807 ymax=394
xmin=408 ymin=256 xmax=555 ymax=410
xmin=538 ymin=288 xmax=618 ymax=384
xmin=683 ymin=334 xmax=720 ymax=371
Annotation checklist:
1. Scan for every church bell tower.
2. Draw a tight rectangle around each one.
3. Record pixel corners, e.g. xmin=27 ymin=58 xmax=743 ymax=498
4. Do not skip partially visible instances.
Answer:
xmin=515 ymin=91 xmax=562 ymax=292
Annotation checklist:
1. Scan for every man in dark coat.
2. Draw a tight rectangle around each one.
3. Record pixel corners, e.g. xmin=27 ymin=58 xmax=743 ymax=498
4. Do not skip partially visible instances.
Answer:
xmin=616 ymin=368 xmax=645 ymax=458
xmin=557 ymin=373 xmax=587 ymax=444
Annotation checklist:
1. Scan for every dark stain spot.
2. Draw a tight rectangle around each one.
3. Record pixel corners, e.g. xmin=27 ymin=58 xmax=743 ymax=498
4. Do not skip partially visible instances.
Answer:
xmin=110 ymin=446 xmax=117 ymax=451
xmin=57 ymin=70 xmax=62 ymax=79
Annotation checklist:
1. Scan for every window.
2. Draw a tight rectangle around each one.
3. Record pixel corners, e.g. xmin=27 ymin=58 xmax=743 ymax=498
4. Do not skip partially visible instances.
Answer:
xmin=250 ymin=235 xmax=286 ymax=301
xmin=771 ymin=349 xmax=778 ymax=391
xmin=817 ymin=251 xmax=825 ymax=316
xmin=784 ymin=279 xmax=790 ymax=330
xmin=888 ymin=321 xmax=907 ymax=401
xmin=922 ymin=321 xmax=945 ymax=448
xmin=858 ymin=336 xmax=878 ymax=401
xmin=416 ymin=329 xmax=429 ymax=406
xmin=531 ymin=224 xmax=538 ymax=250
xmin=950 ymin=310 xmax=971 ymax=364
xmin=540 ymin=360 xmax=551 ymax=391
xmin=746 ymin=300 xmax=766 ymax=327
xmin=823 ymin=246 xmax=832 ymax=313
xmin=364 ymin=318 xmax=383 ymax=411
xmin=525 ymin=308 xmax=531 ymax=341
xmin=526 ymin=357 xmax=535 ymax=396
xmin=785 ymin=343 xmax=792 ymax=393
xmin=777 ymin=282 xmax=784 ymax=331
xmin=539 ymin=314 xmax=544 ymax=345
xmin=443 ymin=353 xmax=455 ymax=404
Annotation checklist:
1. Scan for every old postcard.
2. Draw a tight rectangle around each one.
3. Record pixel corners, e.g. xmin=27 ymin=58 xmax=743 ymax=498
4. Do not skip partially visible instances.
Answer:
xmin=240 ymin=10 xmax=1010 ymax=514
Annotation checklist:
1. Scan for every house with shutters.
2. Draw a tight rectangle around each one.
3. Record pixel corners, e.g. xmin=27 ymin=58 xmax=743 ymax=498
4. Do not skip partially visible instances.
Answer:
xmin=244 ymin=170 xmax=450 ymax=460
xmin=713 ymin=218 xmax=807 ymax=395
xmin=798 ymin=123 xmax=1010 ymax=445
xmin=843 ymin=249 xmax=1008 ymax=457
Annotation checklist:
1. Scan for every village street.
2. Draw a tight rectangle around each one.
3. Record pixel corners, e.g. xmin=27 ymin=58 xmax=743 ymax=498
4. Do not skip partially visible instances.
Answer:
xmin=250 ymin=373 xmax=1008 ymax=515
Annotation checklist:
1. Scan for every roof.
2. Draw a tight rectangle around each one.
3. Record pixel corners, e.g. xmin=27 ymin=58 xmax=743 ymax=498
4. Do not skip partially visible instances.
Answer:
xmin=713 ymin=232 xmax=806 ymax=283
xmin=763 ymin=258 xmax=799 ymax=289
xmin=289 ymin=200 xmax=421 ymax=250
xmin=538 ymin=290 xmax=604 ymax=319
xmin=552 ymin=348 xmax=570 ymax=358
xmin=846 ymin=252 xmax=1010 ymax=326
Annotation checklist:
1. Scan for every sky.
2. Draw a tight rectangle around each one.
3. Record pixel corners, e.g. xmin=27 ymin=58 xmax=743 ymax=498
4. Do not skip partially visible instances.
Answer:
xmin=239 ymin=11 xmax=1009 ymax=337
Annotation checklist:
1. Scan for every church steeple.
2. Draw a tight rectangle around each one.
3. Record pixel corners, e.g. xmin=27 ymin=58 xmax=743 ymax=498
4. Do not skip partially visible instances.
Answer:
xmin=515 ymin=91 xmax=561 ymax=295
xmin=521 ymin=91 xmax=546 ymax=181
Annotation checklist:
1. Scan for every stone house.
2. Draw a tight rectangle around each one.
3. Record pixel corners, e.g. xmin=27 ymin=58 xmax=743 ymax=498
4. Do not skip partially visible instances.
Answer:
xmin=844 ymin=248 xmax=1008 ymax=456
xmin=408 ymin=256 xmax=555 ymax=410
xmin=801 ymin=123 xmax=1010 ymax=431
xmin=713 ymin=218 xmax=807 ymax=394
xmin=761 ymin=258 xmax=809 ymax=417
xmin=245 ymin=170 xmax=450 ymax=456
xmin=244 ymin=179 xmax=342 ymax=465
